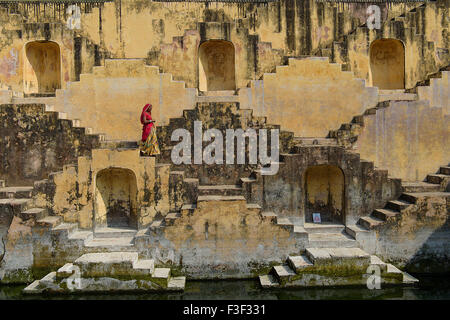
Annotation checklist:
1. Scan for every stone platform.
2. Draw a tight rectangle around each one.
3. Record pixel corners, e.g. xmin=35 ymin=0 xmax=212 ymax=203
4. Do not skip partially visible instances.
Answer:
xmin=23 ymin=252 xmax=186 ymax=294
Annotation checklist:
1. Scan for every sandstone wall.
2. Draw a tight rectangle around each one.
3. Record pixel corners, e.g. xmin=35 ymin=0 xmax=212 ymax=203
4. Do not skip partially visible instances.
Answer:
xmin=356 ymin=100 xmax=450 ymax=181
xmin=54 ymin=59 xmax=196 ymax=140
xmin=0 ymin=103 xmax=101 ymax=186
xmin=363 ymin=193 xmax=450 ymax=274
xmin=239 ymin=57 xmax=379 ymax=137
xmin=0 ymin=1 xmax=424 ymax=91
xmin=418 ymin=71 xmax=449 ymax=115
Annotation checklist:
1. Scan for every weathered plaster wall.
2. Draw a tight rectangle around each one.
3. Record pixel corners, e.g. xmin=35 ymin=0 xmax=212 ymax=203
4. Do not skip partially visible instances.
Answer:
xmin=259 ymin=146 xmax=402 ymax=226
xmin=199 ymin=40 xmax=236 ymax=91
xmin=137 ymin=198 xmax=298 ymax=279
xmin=305 ymin=165 xmax=344 ymax=223
xmin=95 ymin=167 xmax=138 ymax=228
xmin=239 ymin=57 xmax=379 ymax=137
xmin=356 ymin=100 xmax=450 ymax=181
xmin=33 ymin=148 xmax=169 ymax=229
xmin=54 ymin=59 xmax=196 ymax=140
xmin=370 ymin=39 xmax=405 ymax=89
xmin=363 ymin=193 xmax=450 ymax=273
xmin=0 ymin=18 xmax=78 ymax=92
xmin=339 ymin=0 xmax=449 ymax=90
xmin=417 ymin=71 xmax=449 ymax=115
xmin=1 ymin=1 xmax=427 ymax=91
xmin=0 ymin=103 xmax=101 ymax=186
xmin=24 ymin=40 xmax=61 ymax=94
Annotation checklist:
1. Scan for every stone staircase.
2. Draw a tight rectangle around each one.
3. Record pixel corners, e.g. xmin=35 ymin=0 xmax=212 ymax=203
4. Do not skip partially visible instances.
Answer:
xmin=357 ymin=164 xmax=450 ymax=230
xmin=328 ymin=70 xmax=450 ymax=149
xmin=124 ymin=100 xmax=400 ymax=253
xmin=318 ymin=1 xmax=449 ymax=88
xmin=24 ymin=251 xmax=185 ymax=294
xmin=259 ymin=247 xmax=418 ymax=288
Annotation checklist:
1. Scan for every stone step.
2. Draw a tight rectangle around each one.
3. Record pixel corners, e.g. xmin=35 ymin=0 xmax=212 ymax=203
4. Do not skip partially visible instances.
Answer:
xmin=401 ymin=181 xmax=442 ymax=193
xmin=132 ymin=259 xmax=155 ymax=275
xmin=385 ymin=199 xmax=411 ymax=211
xmin=439 ymin=166 xmax=450 ymax=175
xmin=303 ymin=222 xmax=345 ymax=234
xmin=378 ymin=92 xmax=417 ymax=102
xmin=275 ymin=216 xmax=293 ymax=225
xmin=260 ymin=211 xmax=277 ymax=222
xmin=271 ymin=265 xmax=296 ymax=284
xmin=370 ymin=255 xmax=388 ymax=272
xmin=426 ymin=174 xmax=448 ymax=184
xmin=195 ymin=95 xmax=239 ymax=103
xmin=94 ymin=227 xmax=137 ymax=238
xmin=358 ymin=216 xmax=384 ymax=230
xmin=246 ymin=203 xmax=261 ymax=212
xmin=402 ymin=272 xmax=420 ymax=284
xmin=200 ymin=90 xmax=236 ymax=96
xmin=287 ymin=255 xmax=313 ymax=272
xmin=181 ymin=203 xmax=197 ymax=216
xmin=305 ymin=247 xmax=370 ymax=267
xmin=23 ymin=280 xmax=43 ymax=294
xmin=197 ymin=195 xmax=246 ymax=202
xmin=373 ymin=208 xmax=401 ymax=221
xmin=52 ymin=222 xmax=78 ymax=237
xmin=239 ymin=177 xmax=257 ymax=185
xmin=165 ymin=212 xmax=181 ymax=225
xmin=68 ymin=230 xmax=93 ymax=242
xmin=259 ymin=274 xmax=279 ymax=288
xmin=99 ymin=140 xmax=139 ymax=149
xmin=293 ymin=137 xmax=337 ymax=146
xmin=39 ymin=271 xmax=57 ymax=287
xmin=84 ymin=237 xmax=135 ymax=249
xmin=197 ymin=184 xmax=243 ymax=196
xmin=21 ymin=207 xmax=47 ymax=221
xmin=168 ymin=276 xmax=186 ymax=290
xmin=36 ymin=216 xmax=62 ymax=228
xmin=11 ymin=96 xmax=56 ymax=105
xmin=308 ymin=232 xmax=357 ymax=248
xmin=150 ymin=219 xmax=165 ymax=229
xmin=0 ymin=186 xmax=33 ymax=199
xmin=56 ymin=263 xmax=77 ymax=279
xmin=345 ymin=224 xmax=371 ymax=238
xmin=74 ymin=252 xmax=139 ymax=277
xmin=0 ymin=198 xmax=33 ymax=215
xmin=400 ymin=192 xmax=450 ymax=204
xmin=152 ymin=268 xmax=171 ymax=287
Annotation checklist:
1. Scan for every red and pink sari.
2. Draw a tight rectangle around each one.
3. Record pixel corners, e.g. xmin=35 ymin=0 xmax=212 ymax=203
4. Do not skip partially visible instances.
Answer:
xmin=139 ymin=104 xmax=160 ymax=156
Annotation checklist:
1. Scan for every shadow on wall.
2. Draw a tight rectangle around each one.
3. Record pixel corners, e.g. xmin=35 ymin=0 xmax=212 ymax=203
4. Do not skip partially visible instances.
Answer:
xmin=370 ymin=39 xmax=405 ymax=89
xmin=95 ymin=167 xmax=138 ymax=229
xmin=405 ymin=214 xmax=450 ymax=274
xmin=304 ymin=165 xmax=345 ymax=224
xmin=24 ymin=41 xmax=61 ymax=94
xmin=199 ymin=40 xmax=236 ymax=91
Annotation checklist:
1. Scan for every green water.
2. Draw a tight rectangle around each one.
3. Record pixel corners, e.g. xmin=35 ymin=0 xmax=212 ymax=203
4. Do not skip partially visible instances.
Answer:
xmin=1 ymin=275 xmax=449 ymax=300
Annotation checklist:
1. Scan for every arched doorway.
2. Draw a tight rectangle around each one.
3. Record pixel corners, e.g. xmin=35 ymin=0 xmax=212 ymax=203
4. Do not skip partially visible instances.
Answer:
xmin=369 ymin=39 xmax=405 ymax=89
xmin=95 ymin=168 xmax=138 ymax=229
xmin=305 ymin=165 xmax=345 ymax=223
xmin=198 ymin=40 xmax=236 ymax=91
xmin=24 ymin=41 xmax=61 ymax=94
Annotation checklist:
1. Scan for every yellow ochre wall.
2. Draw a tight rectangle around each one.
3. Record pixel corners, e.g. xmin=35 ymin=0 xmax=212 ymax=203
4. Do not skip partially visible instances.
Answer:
xmin=239 ymin=57 xmax=379 ymax=137
xmin=54 ymin=59 xmax=196 ymax=140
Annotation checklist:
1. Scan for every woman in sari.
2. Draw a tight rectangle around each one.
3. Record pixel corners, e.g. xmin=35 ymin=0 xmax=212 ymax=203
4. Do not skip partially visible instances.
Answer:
xmin=139 ymin=103 xmax=160 ymax=156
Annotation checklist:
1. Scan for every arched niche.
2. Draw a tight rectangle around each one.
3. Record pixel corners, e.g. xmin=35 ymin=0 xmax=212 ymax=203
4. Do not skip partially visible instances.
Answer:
xmin=198 ymin=40 xmax=236 ymax=91
xmin=24 ymin=41 xmax=61 ymax=94
xmin=95 ymin=167 xmax=138 ymax=229
xmin=370 ymin=39 xmax=405 ymax=89
xmin=304 ymin=165 xmax=345 ymax=223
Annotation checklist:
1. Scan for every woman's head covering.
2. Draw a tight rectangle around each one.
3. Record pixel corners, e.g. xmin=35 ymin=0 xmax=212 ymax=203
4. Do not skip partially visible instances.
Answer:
xmin=141 ymin=104 xmax=152 ymax=124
